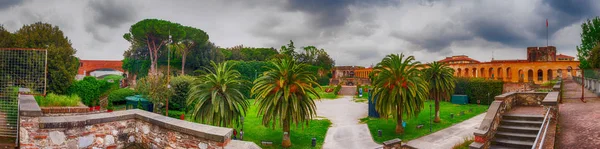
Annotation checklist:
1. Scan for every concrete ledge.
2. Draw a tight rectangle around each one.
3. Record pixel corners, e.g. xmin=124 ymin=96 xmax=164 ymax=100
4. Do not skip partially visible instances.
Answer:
xmin=38 ymin=109 xmax=232 ymax=142
xmin=19 ymin=94 xmax=42 ymax=117
xmin=469 ymin=142 xmax=484 ymax=149
xmin=542 ymin=92 xmax=559 ymax=106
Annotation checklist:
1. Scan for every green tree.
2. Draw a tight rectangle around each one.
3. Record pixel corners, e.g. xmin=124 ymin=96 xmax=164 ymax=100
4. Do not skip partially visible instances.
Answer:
xmin=279 ymin=40 xmax=297 ymax=58
xmin=577 ymin=16 xmax=600 ymax=68
xmin=14 ymin=22 xmax=79 ymax=94
xmin=187 ymin=61 xmax=249 ymax=127
xmin=135 ymin=74 xmax=172 ymax=113
xmin=424 ymin=61 xmax=455 ymax=123
xmin=371 ymin=54 xmax=428 ymax=133
xmin=0 ymin=25 xmax=15 ymax=47
xmin=176 ymin=26 xmax=208 ymax=75
xmin=123 ymin=19 xmax=185 ymax=75
xmin=588 ymin=43 xmax=600 ymax=68
xmin=251 ymin=57 xmax=321 ymax=147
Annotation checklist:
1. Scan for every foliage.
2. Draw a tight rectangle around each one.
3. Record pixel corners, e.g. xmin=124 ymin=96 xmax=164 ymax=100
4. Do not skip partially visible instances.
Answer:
xmin=163 ymin=110 xmax=185 ymax=119
xmin=69 ymin=76 xmax=117 ymax=106
xmin=362 ymin=101 xmax=488 ymax=143
xmin=187 ymin=61 xmax=249 ymax=127
xmin=314 ymin=86 xmax=337 ymax=99
xmin=333 ymin=83 xmax=342 ymax=96
xmin=122 ymin=57 xmax=150 ymax=79
xmin=108 ymin=88 xmax=136 ymax=105
xmin=371 ymin=54 xmax=428 ymax=134
xmin=589 ymin=44 xmax=600 ymax=68
xmin=135 ymin=74 xmax=172 ymax=112
xmin=577 ymin=16 xmax=600 ymax=69
xmin=124 ymin=19 xmax=185 ymax=75
xmin=102 ymin=74 xmax=124 ymax=82
xmin=251 ymin=57 xmax=321 ymax=147
xmin=452 ymin=137 xmax=474 ymax=149
xmin=12 ymin=22 xmax=79 ymax=94
xmin=279 ymin=40 xmax=297 ymax=58
xmin=34 ymin=93 xmax=81 ymax=107
xmin=169 ymin=75 xmax=195 ymax=111
xmin=176 ymin=26 xmax=209 ymax=75
xmin=316 ymin=76 xmax=331 ymax=86
xmin=424 ymin=62 xmax=456 ymax=123
xmin=454 ymin=78 xmax=503 ymax=105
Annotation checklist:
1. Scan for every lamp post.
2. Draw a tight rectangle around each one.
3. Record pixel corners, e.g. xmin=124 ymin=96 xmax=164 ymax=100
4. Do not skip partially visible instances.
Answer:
xmin=166 ymin=33 xmax=172 ymax=116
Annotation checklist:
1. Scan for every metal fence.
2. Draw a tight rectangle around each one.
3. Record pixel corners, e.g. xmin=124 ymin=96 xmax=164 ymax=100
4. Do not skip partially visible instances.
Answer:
xmin=0 ymin=48 xmax=47 ymax=145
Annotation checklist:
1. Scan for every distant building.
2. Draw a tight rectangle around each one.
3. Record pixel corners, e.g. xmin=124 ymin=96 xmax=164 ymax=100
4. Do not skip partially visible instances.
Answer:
xmin=330 ymin=66 xmax=371 ymax=85
xmin=556 ymin=54 xmax=575 ymax=61
xmin=440 ymin=46 xmax=579 ymax=84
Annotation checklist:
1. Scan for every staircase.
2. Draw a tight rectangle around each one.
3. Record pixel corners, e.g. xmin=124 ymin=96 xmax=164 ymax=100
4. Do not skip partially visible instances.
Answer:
xmin=490 ymin=114 xmax=544 ymax=149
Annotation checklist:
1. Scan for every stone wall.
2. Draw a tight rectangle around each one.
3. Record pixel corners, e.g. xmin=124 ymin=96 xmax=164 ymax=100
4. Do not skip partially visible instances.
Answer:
xmin=469 ymin=91 xmax=559 ymax=149
xmin=18 ymin=95 xmax=259 ymax=149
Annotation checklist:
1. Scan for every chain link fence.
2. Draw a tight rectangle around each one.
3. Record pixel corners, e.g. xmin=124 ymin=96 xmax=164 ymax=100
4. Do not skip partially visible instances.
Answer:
xmin=0 ymin=48 xmax=47 ymax=145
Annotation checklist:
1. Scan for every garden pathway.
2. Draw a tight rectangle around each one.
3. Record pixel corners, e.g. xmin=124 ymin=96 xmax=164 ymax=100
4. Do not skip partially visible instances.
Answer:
xmin=557 ymin=78 xmax=600 ymax=148
xmin=404 ymin=113 xmax=485 ymax=149
xmin=316 ymin=96 xmax=381 ymax=149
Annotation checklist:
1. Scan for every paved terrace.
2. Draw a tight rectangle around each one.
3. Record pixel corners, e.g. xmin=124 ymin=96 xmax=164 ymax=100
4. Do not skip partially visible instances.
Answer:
xmin=558 ymin=79 xmax=600 ymax=148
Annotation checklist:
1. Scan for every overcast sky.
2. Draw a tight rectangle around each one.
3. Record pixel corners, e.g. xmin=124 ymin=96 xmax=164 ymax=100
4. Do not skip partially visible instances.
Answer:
xmin=0 ymin=0 xmax=597 ymax=66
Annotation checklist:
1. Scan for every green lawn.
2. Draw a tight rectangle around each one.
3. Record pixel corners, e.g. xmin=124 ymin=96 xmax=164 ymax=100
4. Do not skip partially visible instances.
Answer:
xmin=361 ymin=100 xmax=488 ymax=143
xmin=187 ymin=99 xmax=332 ymax=149
xmin=314 ymin=86 xmax=338 ymax=99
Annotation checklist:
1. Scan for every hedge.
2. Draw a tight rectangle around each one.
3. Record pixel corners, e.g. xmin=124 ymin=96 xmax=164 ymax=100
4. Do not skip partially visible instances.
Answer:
xmin=334 ymin=83 xmax=342 ymax=96
xmin=34 ymin=93 xmax=81 ymax=107
xmin=108 ymin=88 xmax=136 ymax=105
xmin=170 ymin=75 xmax=195 ymax=111
xmin=162 ymin=110 xmax=186 ymax=119
xmin=454 ymin=77 xmax=503 ymax=105
xmin=69 ymin=76 xmax=118 ymax=106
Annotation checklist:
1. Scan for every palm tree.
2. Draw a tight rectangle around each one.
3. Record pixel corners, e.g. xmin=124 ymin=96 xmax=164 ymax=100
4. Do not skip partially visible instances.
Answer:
xmin=187 ymin=61 xmax=249 ymax=127
xmin=424 ymin=61 xmax=455 ymax=123
xmin=251 ymin=57 xmax=321 ymax=148
xmin=371 ymin=54 xmax=429 ymax=134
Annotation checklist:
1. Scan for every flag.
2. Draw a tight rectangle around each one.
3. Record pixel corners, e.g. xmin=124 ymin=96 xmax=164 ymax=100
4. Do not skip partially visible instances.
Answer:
xmin=546 ymin=19 xmax=548 ymax=27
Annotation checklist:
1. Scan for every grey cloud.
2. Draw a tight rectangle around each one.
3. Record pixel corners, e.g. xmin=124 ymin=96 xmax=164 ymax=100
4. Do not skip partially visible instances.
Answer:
xmin=390 ymin=22 xmax=473 ymax=53
xmin=0 ymin=0 xmax=22 ymax=10
xmin=285 ymin=0 xmax=396 ymax=29
xmin=87 ymin=0 xmax=137 ymax=28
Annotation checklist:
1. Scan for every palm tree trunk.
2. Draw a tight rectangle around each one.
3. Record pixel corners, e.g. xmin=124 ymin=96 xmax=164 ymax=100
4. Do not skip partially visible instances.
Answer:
xmin=434 ymin=98 xmax=441 ymax=123
xmin=395 ymin=105 xmax=404 ymax=134
xmin=282 ymin=119 xmax=292 ymax=147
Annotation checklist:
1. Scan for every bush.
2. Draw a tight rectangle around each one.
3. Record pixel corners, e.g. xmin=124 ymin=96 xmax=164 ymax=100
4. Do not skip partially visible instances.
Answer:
xmin=333 ymin=83 xmax=342 ymax=96
xmin=69 ymin=76 xmax=118 ymax=106
xmin=34 ymin=93 xmax=81 ymax=107
xmin=162 ymin=110 xmax=185 ymax=119
xmin=102 ymin=74 xmax=124 ymax=82
xmin=108 ymin=88 xmax=136 ymax=105
xmin=170 ymin=75 xmax=195 ymax=111
xmin=454 ymin=78 xmax=503 ymax=105
xmin=316 ymin=76 xmax=331 ymax=86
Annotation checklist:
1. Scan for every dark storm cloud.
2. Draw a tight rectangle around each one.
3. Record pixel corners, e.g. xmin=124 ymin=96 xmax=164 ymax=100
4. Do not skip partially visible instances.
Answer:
xmin=85 ymin=0 xmax=138 ymax=43
xmin=0 ymin=0 xmax=23 ymax=10
xmin=285 ymin=0 xmax=395 ymax=28
xmin=87 ymin=0 xmax=137 ymax=28
xmin=390 ymin=22 xmax=473 ymax=53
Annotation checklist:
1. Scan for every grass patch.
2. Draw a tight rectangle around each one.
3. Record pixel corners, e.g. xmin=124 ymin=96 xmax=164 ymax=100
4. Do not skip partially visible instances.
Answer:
xmin=361 ymin=100 xmax=488 ymax=143
xmin=34 ymin=93 xmax=81 ymax=107
xmin=314 ymin=86 xmax=338 ymax=99
xmin=452 ymin=137 xmax=474 ymax=149
xmin=186 ymin=99 xmax=332 ymax=149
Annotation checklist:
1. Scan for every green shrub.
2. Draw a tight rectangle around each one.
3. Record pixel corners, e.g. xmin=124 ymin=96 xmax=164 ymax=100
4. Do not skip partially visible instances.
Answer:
xmin=108 ymin=88 xmax=136 ymax=105
xmin=170 ymin=75 xmax=195 ymax=111
xmin=102 ymin=74 xmax=124 ymax=82
xmin=162 ymin=110 xmax=185 ymax=119
xmin=454 ymin=78 xmax=503 ymax=105
xmin=35 ymin=93 xmax=81 ymax=107
xmin=334 ymin=83 xmax=342 ymax=96
xmin=69 ymin=76 xmax=118 ymax=106
xmin=316 ymin=76 xmax=331 ymax=86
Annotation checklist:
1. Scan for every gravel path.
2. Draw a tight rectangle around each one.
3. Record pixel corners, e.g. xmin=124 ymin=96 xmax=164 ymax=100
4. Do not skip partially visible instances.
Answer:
xmin=557 ymin=78 xmax=600 ymax=148
xmin=316 ymin=96 xmax=381 ymax=149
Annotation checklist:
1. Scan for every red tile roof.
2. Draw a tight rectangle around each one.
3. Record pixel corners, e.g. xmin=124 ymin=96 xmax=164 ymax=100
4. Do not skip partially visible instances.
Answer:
xmin=438 ymin=56 xmax=480 ymax=63
xmin=556 ymin=54 xmax=574 ymax=59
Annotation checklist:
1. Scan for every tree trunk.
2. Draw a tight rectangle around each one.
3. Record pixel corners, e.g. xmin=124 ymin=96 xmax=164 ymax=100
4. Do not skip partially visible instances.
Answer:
xmin=395 ymin=105 xmax=404 ymax=134
xmin=181 ymin=49 xmax=186 ymax=75
xmin=282 ymin=119 xmax=292 ymax=147
xmin=434 ymin=98 xmax=441 ymax=123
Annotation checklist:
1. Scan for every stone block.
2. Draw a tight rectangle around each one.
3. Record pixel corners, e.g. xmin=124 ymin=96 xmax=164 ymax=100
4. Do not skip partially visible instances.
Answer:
xmin=49 ymin=131 xmax=66 ymax=145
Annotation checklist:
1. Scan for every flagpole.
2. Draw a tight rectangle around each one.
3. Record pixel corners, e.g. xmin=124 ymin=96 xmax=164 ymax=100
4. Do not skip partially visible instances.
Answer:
xmin=546 ymin=19 xmax=549 ymax=47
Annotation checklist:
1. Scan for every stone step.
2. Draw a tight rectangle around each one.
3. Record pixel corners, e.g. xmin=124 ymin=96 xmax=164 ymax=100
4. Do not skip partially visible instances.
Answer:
xmin=503 ymin=114 xmax=544 ymax=121
xmin=498 ymin=125 xmax=540 ymax=134
xmin=501 ymin=119 xmax=543 ymax=127
xmin=495 ymin=132 xmax=537 ymax=141
xmin=492 ymin=138 xmax=534 ymax=148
